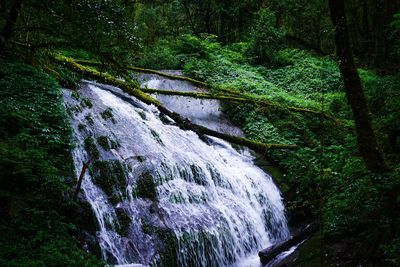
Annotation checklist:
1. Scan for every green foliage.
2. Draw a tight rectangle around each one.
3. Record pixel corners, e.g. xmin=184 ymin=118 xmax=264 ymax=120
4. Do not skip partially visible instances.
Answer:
xmin=0 ymin=60 xmax=103 ymax=266
xmin=390 ymin=13 xmax=400 ymax=58
xmin=137 ymin=39 xmax=183 ymax=69
xmin=246 ymin=9 xmax=287 ymax=66
xmin=182 ymin=43 xmax=400 ymax=264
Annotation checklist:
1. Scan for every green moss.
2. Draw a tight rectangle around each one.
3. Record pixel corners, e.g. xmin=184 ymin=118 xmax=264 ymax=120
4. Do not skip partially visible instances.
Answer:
xmin=81 ymin=97 xmax=93 ymax=109
xmin=96 ymin=136 xmax=110 ymax=151
xmin=115 ymin=209 xmax=132 ymax=236
xmin=84 ymin=137 xmax=100 ymax=160
xmin=150 ymin=129 xmax=164 ymax=146
xmin=136 ymin=172 xmax=157 ymax=201
xmin=71 ymin=90 xmax=80 ymax=100
xmin=100 ymin=107 xmax=115 ymax=122
xmin=85 ymin=113 xmax=94 ymax=125
xmin=91 ymin=160 xmax=127 ymax=203
xmin=78 ymin=123 xmax=86 ymax=131
xmin=109 ymin=139 xmax=120 ymax=149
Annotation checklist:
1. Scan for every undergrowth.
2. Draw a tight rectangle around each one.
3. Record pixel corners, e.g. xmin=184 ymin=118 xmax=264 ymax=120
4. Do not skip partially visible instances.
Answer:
xmin=0 ymin=60 xmax=103 ymax=266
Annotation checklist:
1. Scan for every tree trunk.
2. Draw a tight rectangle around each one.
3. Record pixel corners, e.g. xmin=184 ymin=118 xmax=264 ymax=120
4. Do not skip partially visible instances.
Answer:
xmin=0 ymin=0 xmax=23 ymax=54
xmin=328 ymin=0 xmax=389 ymax=172
xmin=73 ymin=160 xmax=91 ymax=201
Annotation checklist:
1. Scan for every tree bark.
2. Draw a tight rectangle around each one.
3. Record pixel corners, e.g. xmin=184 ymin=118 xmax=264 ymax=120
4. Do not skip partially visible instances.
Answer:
xmin=328 ymin=0 xmax=389 ymax=172
xmin=73 ymin=160 xmax=91 ymax=201
xmin=0 ymin=0 xmax=23 ymax=54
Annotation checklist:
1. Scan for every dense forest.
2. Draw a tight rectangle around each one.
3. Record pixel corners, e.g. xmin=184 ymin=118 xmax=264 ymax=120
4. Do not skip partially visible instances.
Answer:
xmin=1 ymin=0 xmax=400 ymax=266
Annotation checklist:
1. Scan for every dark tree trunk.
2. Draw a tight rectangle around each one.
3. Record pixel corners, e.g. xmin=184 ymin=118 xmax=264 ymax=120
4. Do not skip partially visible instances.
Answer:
xmin=0 ymin=0 xmax=23 ymax=54
xmin=182 ymin=0 xmax=198 ymax=35
xmin=328 ymin=0 xmax=389 ymax=172
xmin=73 ymin=160 xmax=91 ymax=201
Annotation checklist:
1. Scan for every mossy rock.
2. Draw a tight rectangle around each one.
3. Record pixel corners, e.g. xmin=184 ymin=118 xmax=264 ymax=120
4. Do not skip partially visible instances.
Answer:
xmin=156 ymin=228 xmax=179 ymax=267
xmin=136 ymin=172 xmax=157 ymax=201
xmin=85 ymin=113 xmax=94 ymax=125
xmin=84 ymin=136 xmax=100 ymax=159
xmin=96 ymin=135 xmax=119 ymax=151
xmin=150 ymin=129 xmax=164 ymax=145
xmin=115 ymin=208 xmax=132 ymax=236
xmin=91 ymin=160 xmax=127 ymax=203
xmin=96 ymin=136 xmax=111 ymax=151
xmin=101 ymin=107 xmax=116 ymax=123
xmin=81 ymin=97 xmax=93 ymax=109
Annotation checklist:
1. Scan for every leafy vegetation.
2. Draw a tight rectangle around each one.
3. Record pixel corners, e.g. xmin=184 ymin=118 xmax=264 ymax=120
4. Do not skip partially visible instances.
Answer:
xmin=1 ymin=0 xmax=399 ymax=266
xmin=158 ymin=35 xmax=400 ymax=265
xmin=0 ymin=61 xmax=103 ymax=266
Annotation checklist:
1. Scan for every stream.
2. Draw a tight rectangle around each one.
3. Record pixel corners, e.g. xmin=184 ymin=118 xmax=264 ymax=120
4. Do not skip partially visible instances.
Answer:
xmin=63 ymin=71 xmax=290 ymax=266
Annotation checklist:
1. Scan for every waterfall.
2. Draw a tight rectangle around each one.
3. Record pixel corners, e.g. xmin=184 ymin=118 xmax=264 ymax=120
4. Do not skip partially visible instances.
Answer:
xmin=63 ymin=72 xmax=289 ymax=267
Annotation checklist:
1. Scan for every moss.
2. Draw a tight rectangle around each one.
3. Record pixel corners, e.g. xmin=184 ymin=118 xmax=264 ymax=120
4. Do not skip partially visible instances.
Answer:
xmin=109 ymin=139 xmax=120 ymax=149
xmin=136 ymin=172 xmax=157 ymax=201
xmin=91 ymin=160 xmax=127 ymax=200
xmin=74 ymin=58 xmax=208 ymax=87
xmin=101 ymin=107 xmax=113 ymax=120
xmin=100 ymin=107 xmax=116 ymax=123
xmin=71 ymin=90 xmax=80 ymax=100
xmin=85 ymin=113 xmax=94 ymax=125
xmin=96 ymin=136 xmax=119 ymax=151
xmin=150 ymin=129 xmax=164 ymax=146
xmin=81 ymin=97 xmax=93 ymax=109
xmin=78 ymin=123 xmax=86 ymax=131
xmin=84 ymin=137 xmax=100 ymax=160
xmin=115 ymin=209 xmax=132 ymax=236
xmin=96 ymin=136 xmax=110 ymax=151
xmin=156 ymin=228 xmax=179 ymax=267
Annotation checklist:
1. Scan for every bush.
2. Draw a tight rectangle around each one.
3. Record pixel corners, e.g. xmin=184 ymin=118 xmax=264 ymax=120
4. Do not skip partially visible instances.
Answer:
xmin=246 ymin=9 xmax=287 ymax=67
xmin=0 ymin=60 xmax=103 ymax=266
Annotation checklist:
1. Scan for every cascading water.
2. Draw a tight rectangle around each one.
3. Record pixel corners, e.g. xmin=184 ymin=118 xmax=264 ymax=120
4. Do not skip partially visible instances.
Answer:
xmin=63 ymin=72 xmax=289 ymax=267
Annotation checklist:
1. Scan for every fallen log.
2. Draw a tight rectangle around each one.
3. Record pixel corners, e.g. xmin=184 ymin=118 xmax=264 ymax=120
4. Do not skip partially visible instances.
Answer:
xmin=259 ymin=223 xmax=318 ymax=264
xmin=74 ymin=59 xmax=208 ymax=87
xmin=73 ymin=57 xmax=339 ymax=123
xmin=53 ymin=54 xmax=298 ymax=152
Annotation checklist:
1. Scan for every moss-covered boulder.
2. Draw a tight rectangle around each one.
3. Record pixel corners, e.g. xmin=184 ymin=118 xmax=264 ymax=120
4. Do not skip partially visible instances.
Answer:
xmin=90 ymin=160 xmax=127 ymax=204
xmin=136 ymin=172 xmax=157 ymax=201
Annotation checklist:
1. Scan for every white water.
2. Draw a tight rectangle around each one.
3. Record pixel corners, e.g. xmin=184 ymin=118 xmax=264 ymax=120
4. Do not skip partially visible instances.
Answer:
xmin=64 ymin=74 xmax=289 ymax=267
